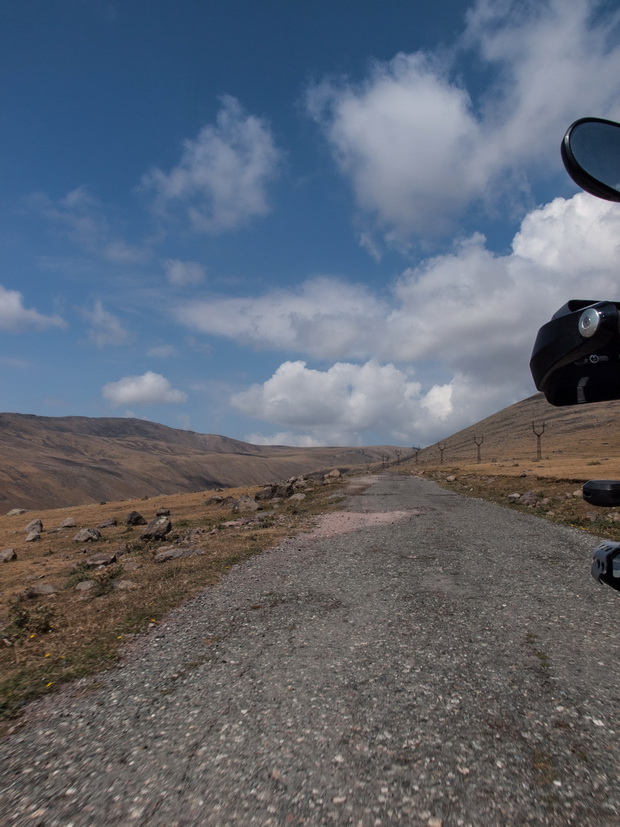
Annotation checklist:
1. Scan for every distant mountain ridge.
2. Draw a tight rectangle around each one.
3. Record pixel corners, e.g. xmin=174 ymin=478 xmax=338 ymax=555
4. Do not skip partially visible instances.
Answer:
xmin=0 ymin=413 xmax=401 ymax=510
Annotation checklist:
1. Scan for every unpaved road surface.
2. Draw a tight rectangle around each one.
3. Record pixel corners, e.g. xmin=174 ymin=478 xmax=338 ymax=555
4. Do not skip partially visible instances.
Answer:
xmin=3 ymin=473 xmax=620 ymax=825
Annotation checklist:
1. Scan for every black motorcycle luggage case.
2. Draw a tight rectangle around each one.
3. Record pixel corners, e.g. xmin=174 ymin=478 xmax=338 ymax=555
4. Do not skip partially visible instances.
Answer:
xmin=583 ymin=479 xmax=620 ymax=507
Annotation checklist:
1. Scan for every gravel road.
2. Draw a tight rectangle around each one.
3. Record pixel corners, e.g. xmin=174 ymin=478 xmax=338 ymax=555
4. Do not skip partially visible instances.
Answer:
xmin=3 ymin=473 xmax=620 ymax=826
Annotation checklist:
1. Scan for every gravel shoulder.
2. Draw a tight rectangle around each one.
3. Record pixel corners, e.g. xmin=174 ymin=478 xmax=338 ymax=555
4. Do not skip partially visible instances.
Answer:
xmin=2 ymin=473 xmax=620 ymax=826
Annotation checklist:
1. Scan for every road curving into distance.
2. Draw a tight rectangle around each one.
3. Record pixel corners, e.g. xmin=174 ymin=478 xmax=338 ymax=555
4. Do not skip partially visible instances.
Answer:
xmin=2 ymin=473 xmax=620 ymax=825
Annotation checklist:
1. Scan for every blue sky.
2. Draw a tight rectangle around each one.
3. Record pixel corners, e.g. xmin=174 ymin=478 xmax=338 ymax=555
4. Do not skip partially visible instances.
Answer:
xmin=2 ymin=0 xmax=620 ymax=447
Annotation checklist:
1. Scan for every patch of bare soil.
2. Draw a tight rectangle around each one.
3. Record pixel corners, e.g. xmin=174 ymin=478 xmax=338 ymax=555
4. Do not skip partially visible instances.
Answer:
xmin=306 ymin=509 xmax=417 ymax=538
xmin=299 ymin=476 xmax=418 ymax=538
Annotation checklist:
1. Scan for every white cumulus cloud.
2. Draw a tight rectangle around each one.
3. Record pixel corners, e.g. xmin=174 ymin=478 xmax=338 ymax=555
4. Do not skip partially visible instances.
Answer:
xmin=142 ymin=95 xmax=280 ymax=234
xmin=102 ymin=371 xmax=187 ymax=407
xmin=204 ymin=189 xmax=620 ymax=444
xmin=232 ymin=360 xmax=506 ymax=446
xmin=307 ymin=0 xmax=620 ymax=247
xmin=178 ymin=192 xmax=620 ymax=379
xmin=0 ymin=285 xmax=65 ymax=332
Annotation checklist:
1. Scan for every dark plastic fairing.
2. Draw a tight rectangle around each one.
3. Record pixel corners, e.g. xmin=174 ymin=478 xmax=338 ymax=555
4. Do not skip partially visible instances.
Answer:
xmin=562 ymin=118 xmax=620 ymax=202
xmin=529 ymin=300 xmax=620 ymax=405
xmin=583 ymin=480 xmax=620 ymax=508
xmin=592 ymin=541 xmax=620 ymax=590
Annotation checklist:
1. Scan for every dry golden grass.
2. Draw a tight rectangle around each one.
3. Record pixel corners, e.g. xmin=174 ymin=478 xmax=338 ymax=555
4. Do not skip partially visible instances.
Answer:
xmin=414 ymin=393 xmax=620 ymax=480
xmin=399 ymin=459 xmax=620 ymax=543
xmin=0 ymin=481 xmax=347 ymax=725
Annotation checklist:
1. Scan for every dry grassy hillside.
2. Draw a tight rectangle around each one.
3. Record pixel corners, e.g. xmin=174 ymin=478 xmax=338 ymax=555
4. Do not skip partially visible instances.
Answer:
xmin=0 ymin=414 xmax=399 ymax=511
xmin=413 ymin=393 xmax=620 ymax=479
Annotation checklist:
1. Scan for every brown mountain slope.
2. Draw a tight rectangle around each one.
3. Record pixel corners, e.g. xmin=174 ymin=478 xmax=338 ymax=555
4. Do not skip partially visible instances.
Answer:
xmin=416 ymin=393 xmax=620 ymax=478
xmin=0 ymin=414 xmax=400 ymax=510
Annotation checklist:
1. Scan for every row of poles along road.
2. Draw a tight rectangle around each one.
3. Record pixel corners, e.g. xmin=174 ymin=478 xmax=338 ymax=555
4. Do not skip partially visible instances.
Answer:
xmin=373 ymin=422 xmax=547 ymax=469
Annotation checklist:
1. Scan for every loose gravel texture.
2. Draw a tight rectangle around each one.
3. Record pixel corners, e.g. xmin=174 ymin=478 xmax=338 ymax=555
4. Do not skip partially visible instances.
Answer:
xmin=2 ymin=473 xmax=620 ymax=826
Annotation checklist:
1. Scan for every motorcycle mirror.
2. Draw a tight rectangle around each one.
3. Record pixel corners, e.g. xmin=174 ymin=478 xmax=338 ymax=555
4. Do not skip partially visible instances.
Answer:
xmin=562 ymin=117 xmax=620 ymax=202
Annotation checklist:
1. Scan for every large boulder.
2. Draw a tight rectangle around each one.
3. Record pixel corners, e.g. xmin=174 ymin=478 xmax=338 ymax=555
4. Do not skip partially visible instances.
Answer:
xmin=140 ymin=516 xmax=172 ymax=541
xmin=126 ymin=511 xmax=147 ymax=526
xmin=255 ymin=485 xmax=277 ymax=502
xmin=232 ymin=496 xmax=260 ymax=513
xmin=0 ymin=548 xmax=16 ymax=563
xmin=59 ymin=517 xmax=77 ymax=529
xmin=323 ymin=469 xmax=341 ymax=482
xmin=73 ymin=528 xmax=102 ymax=543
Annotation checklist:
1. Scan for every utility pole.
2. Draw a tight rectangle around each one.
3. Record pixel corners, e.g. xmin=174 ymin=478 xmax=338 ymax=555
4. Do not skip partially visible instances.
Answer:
xmin=438 ymin=441 xmax=446 ymax=464
xmin=532 ymin=421 xmax=546 ymax=461
xmin=412 ymin=446 xmax=420 ymax=464
xmin=473 ymin=434 xmax=484 ymax=464
xmin=395 ymin=449 xmax=402 ymax=465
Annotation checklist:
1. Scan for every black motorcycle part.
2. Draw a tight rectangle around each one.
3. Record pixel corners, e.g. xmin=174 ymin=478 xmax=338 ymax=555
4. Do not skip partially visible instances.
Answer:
xmin=592 ymin=541 xmax=620 ymax=590
xmin=583 ymin=480 xmax=620 ymax=507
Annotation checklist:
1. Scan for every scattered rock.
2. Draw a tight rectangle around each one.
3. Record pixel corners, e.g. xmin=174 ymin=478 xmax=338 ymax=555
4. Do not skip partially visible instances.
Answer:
xmin=289 ymin=493 xmax=306 ymax=502
xmin=205 ymin=495 xmax=224 ymax=506
xmin=75 ymin=580 xmax=95 ymax=592
xmin=232 ymin=495 xmax=260 ymax=513
xmin=140 ymin=516 xmax=172 ymax=541
xmin=113 ymin=579 xmax=138 ymax=591
xmin=25 ymin=519 xmax=43 ymax=534
xmin=59 ymin=517 xmax=77 ymax=529
xmin=179 ymin=527 xmax=208 ymax=544
xmin=85 ymin=552 xmax=116 ymax=567
xmin=572 ymin=489 xmax=583 ymax=499
xmin=126 ymin=511 xmax=147 ymax=526
xmin=23 ymin=583 xmax=56 ymax=597
xmin=25 ymin=531 xmax=41 ymax=542
xmin=97 ymin=519 xmax=118 ymax=529
xmin=153 ymin=547 xmax=194 ymax=563
xmin=6 ymin=508 xmax=26 ymax=516
xmin=507 ymin=493 xmax=521 ymax=503
xmin=0 ymin=548 xmax=17 ymax=563
xmin=255 ymin=486 xmax=276 ymax=502
xmin=518 ymin=491 xmax=539 ymax=507
xmin=446 ymin=475 xmax=456 ymax=482
xmin=73 ymin=528 xmax=102 ymax=543
xmin=324 ymin=469 xmax=342 ymax=482
xmin=156 ymin=508 xmax=171 ymax=517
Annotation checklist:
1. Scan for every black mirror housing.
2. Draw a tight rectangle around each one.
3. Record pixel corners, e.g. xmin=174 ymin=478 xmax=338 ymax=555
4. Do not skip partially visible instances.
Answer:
xmin=562 ymin=118 xmax=620 ymax=203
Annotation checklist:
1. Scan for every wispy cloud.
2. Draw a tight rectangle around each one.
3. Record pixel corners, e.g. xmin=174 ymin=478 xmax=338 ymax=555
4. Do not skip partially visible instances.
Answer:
xmin=0 ymin=285 xmax=66 ymax=333
xmin=83 ymin=300 xmax=133 ymax=348
xmin=28 ymin=187 xmax=150 ymax=264
xmin=142 ymin=95 xmax=281 ymax=234
xmin=174 ymin=276 xmax=385 ymax=359
xmin=164 ymin=258 xmax=205 ymax=286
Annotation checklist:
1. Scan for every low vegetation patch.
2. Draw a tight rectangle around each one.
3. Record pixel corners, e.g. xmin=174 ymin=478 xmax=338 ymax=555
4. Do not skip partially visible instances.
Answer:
xmin=0 ymin=478 xmax=347 ymax=725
